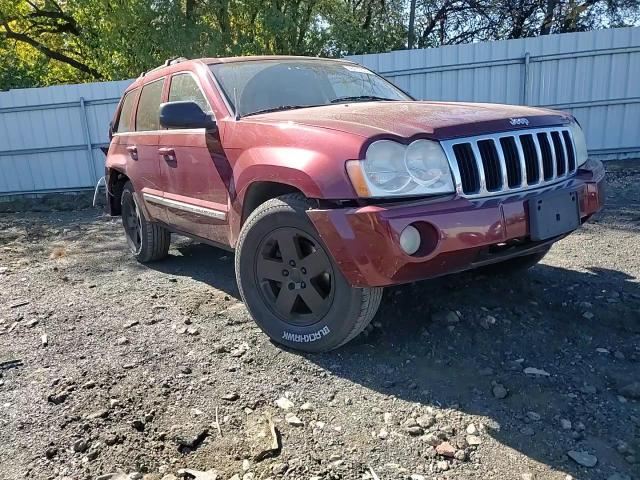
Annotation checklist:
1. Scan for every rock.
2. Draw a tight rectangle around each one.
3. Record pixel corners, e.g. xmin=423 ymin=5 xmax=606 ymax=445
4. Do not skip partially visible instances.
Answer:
xmin=45 ymin=446 xmax=58 ymax=459
xmin=86 ymin=447 xmax=101 ymax=461
xmin=521 ymin=474 xmax=535 ymax=480
xmin=383 ymin=412 xmax=394 ymax=425
xmin=300 ymin=402 xmax=314 ymax=411
xmin=582 ymin=311 xmax=595 ymax=320
xmin=104 ymin=433 xmax=123 ymax=446
xmin=271 ymin=462 xmax=288 ymax=475
xmin=41 ymin=334 xmax=48 ymax=346
xmin=560 ymin=419 xmax=572 ymax=430
xmin=186 ymin=327 xmax=200 ymax=336
xmin=230 ymin=342 xmax=249 ymax=357
xmin=377 ymin=428 xmax=389 ymax=440
xmin=174 ymin=428 xmax=208 ymax=452
xmin=567 ymin=450 xmax=597 ymax=468
xmin=176 ymin=468 xmax=219 ymax=480
xmin=466 ymin=435 xmax=482 ymax=446
xmin=131 ymin=419 xmax=145 ymax=432
xmin=526 ymin=412 xmax=541 ymax=421
xmin=285 ymin=412 xmax=304 ymax=427
xmin=619 ymin=382 xmax=640 ymax=399
xmin=436 ymin=460 xmax=449 ymax=471
xmin=275 ymin=397 xmax=294 ymax=410
xmin=246 ymin=416 xmax=280 ymax=460
xmin=454 ymin=449 xmax=468 ymax=461
xmin=424 ymin=432 xmax=446 ymax=446
xmin=435 ymin=442 xmax=456 ymax=457
xmin=87 ymin=409 xmax=109 ymax=420
xmin=410 ymin=475 xmax=426 ymax=480
xmin=478 ymin=367 xmax=494 ymax=376
xmin=48 ymin=390 xmax=70 ymax=405
xmin=416 ymin=414 xmax=435 ymax=429
xmin=492 ymin=384 xmax=508 ymax=399
xmin=433 ymin=310 xmax=460 ymax=324
xmin=406 ymin=425 xmax=423 ymax=436
xmin=116 ymin=337 xmax=129 ymax=346
xmin=524 ymin=367 xmax=550 ymax=376
xmin=479 ymin=315 xmax=497 ymax=329
xmin=73 ymin=438 xmax=89 ymax=453
xmin=466 ymin=424 xmax=477 ymax=434
xmin=222 ymin=392 xmax=239 ymax=402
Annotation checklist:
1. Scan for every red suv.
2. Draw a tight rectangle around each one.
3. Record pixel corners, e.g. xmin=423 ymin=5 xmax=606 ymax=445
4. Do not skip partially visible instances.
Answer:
xmin=105 ymin=56 xmax=605 ymax=352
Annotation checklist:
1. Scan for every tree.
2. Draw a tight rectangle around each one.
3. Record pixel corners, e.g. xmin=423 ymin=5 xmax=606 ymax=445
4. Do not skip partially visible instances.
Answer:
xmin=0 ymin=0 xmax=639 ymax=89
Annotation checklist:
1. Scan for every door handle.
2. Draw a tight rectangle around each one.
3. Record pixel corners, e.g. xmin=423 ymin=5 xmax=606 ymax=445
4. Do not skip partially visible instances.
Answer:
xmin=126 ymin=146 xmax=138 ymax=160
xmin=158 ymin=147 xmax=176 ymax=161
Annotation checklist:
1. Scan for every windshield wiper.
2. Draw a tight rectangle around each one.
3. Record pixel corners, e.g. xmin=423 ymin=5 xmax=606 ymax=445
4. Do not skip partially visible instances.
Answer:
xmin=330 ymin=95 xmax=399 ymax=103
xmin=241 ymin=105 xmax=317 ymax=117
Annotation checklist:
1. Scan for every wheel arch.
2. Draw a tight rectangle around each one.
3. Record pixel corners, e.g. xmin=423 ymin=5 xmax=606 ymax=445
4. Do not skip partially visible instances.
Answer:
xmin=106 ymin=168 xmax=130 ymax=216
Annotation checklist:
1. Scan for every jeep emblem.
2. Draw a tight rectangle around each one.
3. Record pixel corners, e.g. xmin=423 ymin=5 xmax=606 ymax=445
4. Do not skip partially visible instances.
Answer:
xmin=509 ymin=117 xmax=530 ymax=126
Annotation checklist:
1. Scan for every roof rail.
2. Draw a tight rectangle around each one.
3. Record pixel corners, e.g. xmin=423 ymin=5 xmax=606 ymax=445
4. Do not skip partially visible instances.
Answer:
xmin=139 ymin=57 xmax=188 ymax=78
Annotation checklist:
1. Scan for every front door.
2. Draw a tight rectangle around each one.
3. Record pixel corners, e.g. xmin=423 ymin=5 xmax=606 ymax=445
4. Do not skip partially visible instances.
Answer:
xmin=158 ymin=72 xmax=232 ymax=245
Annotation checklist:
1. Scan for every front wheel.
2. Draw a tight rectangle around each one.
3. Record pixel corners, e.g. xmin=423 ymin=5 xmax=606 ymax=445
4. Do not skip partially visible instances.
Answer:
xmin=120 ymin=181 xmax=170 ymax=263
xmin=235 ymin=194 xmax=383 ymax=352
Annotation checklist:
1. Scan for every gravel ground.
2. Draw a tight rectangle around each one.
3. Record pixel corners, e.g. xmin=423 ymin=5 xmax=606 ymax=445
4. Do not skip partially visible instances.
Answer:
xmin=1 ymin=163 xmax=639 ymax=480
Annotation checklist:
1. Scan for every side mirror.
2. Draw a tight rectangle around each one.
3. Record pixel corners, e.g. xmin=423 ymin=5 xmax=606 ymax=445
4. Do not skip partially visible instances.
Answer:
xmin=159 ymin=101 xmax=216 ymax=130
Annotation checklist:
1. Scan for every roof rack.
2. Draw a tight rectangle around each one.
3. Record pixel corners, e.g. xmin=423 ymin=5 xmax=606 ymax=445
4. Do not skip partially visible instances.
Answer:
xmin=138 ymin=57 xmax=189 ymax=78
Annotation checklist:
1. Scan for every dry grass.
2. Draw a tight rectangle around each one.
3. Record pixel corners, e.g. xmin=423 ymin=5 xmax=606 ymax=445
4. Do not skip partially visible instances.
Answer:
xmin=49 ymin=245 xmax=67 ymax=259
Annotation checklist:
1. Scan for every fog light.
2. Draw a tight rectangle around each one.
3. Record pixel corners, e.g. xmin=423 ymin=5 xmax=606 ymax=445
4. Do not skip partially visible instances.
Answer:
xmin=399 ymin=225 xmax=421 ymax=255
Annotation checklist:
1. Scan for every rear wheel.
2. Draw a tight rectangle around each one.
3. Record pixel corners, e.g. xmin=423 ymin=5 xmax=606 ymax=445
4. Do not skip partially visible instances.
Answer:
xmin=120 ymin=181 xmax=170 ymax=262
xmin=235 ymin=194 xmax=383 ymax=352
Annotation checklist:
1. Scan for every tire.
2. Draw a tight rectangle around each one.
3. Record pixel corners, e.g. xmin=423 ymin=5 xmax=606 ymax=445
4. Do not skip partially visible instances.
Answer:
xmin=120 ymin=181 xmax=170 ymax=263
xmin=235 ymin=193 xmax=383 ymax=352
xmin=477 ymin=248 xmax=549 ymax=276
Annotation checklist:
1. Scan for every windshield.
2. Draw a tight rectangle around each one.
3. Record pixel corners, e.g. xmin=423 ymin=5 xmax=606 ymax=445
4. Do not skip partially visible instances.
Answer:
xmin=209 ymin=59 xmax=411 ymax=117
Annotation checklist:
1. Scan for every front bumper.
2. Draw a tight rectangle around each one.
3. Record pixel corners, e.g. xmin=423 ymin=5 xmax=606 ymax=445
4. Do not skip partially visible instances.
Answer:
xmin=307 ymin=159 xmax=605 ymax=287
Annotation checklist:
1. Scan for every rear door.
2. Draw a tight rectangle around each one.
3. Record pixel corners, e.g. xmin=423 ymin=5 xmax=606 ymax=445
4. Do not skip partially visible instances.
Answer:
xmin=129 ymin=77 xmax=166 ymax=221
xmin=157 ymin=71 xmax=231 ymax=244
xmin=108 ymin=87 xmax=138 ymax=195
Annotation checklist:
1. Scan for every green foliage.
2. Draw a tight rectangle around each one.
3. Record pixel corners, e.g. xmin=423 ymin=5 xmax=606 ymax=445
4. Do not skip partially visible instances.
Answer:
xmin=1 ymin=0 xmax=638 ymax=89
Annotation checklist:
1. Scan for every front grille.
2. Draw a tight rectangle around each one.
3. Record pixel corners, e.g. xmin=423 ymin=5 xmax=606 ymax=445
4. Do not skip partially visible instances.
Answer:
xmin=443 ymin=126 xmax=577 ymax=197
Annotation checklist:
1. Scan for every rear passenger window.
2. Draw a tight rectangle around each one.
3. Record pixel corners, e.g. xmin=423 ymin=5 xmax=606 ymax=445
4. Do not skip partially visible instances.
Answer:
xmin=168 ymin=73 xmax=212 ymax=114
xmin=115 ymin=90 xmax=136 ymax=133
xmin=135 ymin=78 xmax=164 ymax=131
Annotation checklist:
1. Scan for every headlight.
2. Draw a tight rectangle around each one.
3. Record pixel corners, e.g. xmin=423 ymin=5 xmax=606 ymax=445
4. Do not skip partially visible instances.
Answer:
xmin=568 ymin=120 xmax=588 ymax=167
xmin=346 ymin=139 xmax=454 ymax=197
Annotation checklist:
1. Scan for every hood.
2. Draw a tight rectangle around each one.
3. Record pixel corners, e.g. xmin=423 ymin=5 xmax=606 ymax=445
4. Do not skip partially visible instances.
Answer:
xmin=243 ymin=101 xmax=571 ymax=140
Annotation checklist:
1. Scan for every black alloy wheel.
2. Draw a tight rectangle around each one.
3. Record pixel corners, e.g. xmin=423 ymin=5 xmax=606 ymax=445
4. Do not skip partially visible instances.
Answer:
xmin=121 ymin=191 xmax=142 ymax=254
xmin=255 ymin=227 xmax=335 ymax=326
xmin=235 ymin=193 xmax=383 ymax=352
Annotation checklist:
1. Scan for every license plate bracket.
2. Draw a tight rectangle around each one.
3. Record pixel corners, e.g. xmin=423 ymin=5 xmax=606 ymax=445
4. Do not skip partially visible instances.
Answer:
xmin=529 ymin=190 xmax=580 ymax=241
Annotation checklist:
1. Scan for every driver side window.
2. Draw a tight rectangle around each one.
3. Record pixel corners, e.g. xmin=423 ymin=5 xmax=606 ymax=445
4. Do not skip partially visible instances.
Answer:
xmin=168 ymin=73 xmax=212 ymax=115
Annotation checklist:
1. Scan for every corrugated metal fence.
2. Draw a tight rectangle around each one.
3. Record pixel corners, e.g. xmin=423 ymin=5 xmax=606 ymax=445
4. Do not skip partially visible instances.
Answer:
xmin=1 ymin=27 xmax=639 ymax=195
xmin=348 ymin=27 xmax=640 ymax=162
xmin=0 ymin=80 xmax=132 ymax=195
